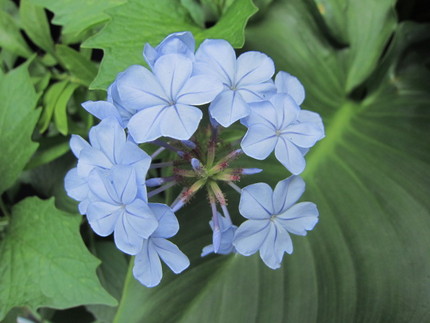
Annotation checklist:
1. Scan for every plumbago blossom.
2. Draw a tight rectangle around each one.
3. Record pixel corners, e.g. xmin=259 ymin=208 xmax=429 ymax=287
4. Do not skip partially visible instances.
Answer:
xmin=65 ymin=32 xmax=325 ymax=287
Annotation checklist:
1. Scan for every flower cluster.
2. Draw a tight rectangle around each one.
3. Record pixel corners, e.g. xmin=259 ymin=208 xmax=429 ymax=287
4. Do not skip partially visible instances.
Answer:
xmin=65 ymin=32 xmax=324 ymax=287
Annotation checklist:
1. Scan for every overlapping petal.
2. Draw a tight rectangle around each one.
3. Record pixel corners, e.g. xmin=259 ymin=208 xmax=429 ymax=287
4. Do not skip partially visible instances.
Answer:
xmin=239 ymin=183 xmax=274 ymax=219
xmin=233 ymin=220 xmax=270 ymax=256
xmin=133 ymin=240 xmax=163 ymax=288
xmin=209 ymin=90 xmax=249 ymax=127
xmin=236 ymin=51 xmax=274 ymax=87
xmin=259 ymin=222 xmax=293 ymax=269
xmin=272 ymin=176 xmax=305 ymax=213
xmin=274 ymin=137 xmax=307 ymax=175
xmin=275 ymin=71 xmax=305 ymax=105
xmin=240 ymin=123 xmax=277 ymax=160
xmin=276 ymin=202 xmax=319 ymax=236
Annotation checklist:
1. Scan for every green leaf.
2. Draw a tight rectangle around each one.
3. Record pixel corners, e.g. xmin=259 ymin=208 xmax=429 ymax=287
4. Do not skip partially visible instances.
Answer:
xmin=83 ymin=0 xmax=257 ymax=89
xmin=0 ymin=62 xmax=40 ymax=194
xmin=53 ymin=82 xmax=80 ymax=135
xmin=19 ymin=0 xmax=55 ymax=55
xmin=0 ymin=11 xmax=32 ymax=58
xmin=29 ymin=0 xmax=126 ymax=42
xmin=102 ymin=5 xmax=430 ymax=323
xmin=38 ymin=80 xmax=68 ymax=133
xmin=56 ymin=45 xmax=98 ymax=86
xmin=0 ymin=197 xmax=117 ymax=320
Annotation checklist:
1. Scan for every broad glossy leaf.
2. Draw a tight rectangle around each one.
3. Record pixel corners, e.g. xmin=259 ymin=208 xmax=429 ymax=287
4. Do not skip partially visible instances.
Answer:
xmin=29 ymin=0 xmax=125 ymax=42
xmin=101 ymin=3 xmax=430 ymax=323
xmin=83 ymin=0 xmax=257 ymax=89
xmin=0 ymin=197 xmax=117 ymax=320
xmin=0 ymin=11 xmax=32 ymax=58
xmin=0 ymin=62 xmax=40 ymax=194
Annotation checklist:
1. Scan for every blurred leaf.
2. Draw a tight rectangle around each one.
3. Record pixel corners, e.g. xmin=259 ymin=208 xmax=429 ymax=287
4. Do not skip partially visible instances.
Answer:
xmin=104 ymin=6 xmax=430 ymax=323
xmin=53 ymin=82 xmax=80 ymax=135
xmin=19 ymin=0 xmax=55 ymax=55
xmin=0 ymin=11 xmax=32 ymax=58
xmin=56 ymin=45 xmax=98 ymax=86
xmin=83 ymin=0 xmax=257 ymax=89
xmin=39 ymin=80 xmax=68 ymax=133
xmin=0 ymin=197 xmax=117 ymax=320
xmin=0 ymin=62 xmax=40 ymax=195
xmin=29 ymin=0 xmax=126 ymax=41
xmin=25 ymin=136 xmax=70 ymax=169
xmin=86 ymin=241 xmax=128 ymax=323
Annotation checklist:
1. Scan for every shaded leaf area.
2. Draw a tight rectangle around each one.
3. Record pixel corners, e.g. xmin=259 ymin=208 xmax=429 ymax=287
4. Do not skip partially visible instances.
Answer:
xmin=83 ymin=0 xmax=257 ymax=89
xmin=0 ymin=197 xmax=116 ymax=320
xmin=29 ymin=0 xmax=125 ymax=43
xmin=0 ymin=63 xmax=40 ymax=194
xmin=91 ymin=1 xmax=430 ymax=323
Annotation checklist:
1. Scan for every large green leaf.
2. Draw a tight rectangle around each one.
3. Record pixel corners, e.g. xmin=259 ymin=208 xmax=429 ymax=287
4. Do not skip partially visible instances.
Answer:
xmin=83 ymin=0 xmax=257 ymax=89
xmin=0 ymin=197 xmax=117 ymax=320
xmin=0 ymin=62 xmax=40 ymax=194
xmin=29 ymin=0 xmax=125 ymax=42
xmin=95 ymin=1 xmax=430 ymax=322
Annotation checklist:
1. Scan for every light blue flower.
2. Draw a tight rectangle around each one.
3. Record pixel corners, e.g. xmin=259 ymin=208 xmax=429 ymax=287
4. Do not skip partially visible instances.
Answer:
xmin=133 ymin=203 xmax=190 ymax=287
xmin=275 ymin=71 xmax=305 ymax=105
xmin=201 ymin=212 xmax=237 ymax=257
xmin=241 ymin=94 xmax=325 ymax=174
xmin=86 ymin=166 xmax=158 ymax=255
xmin=233 ymin=176 xmax=319 ymax=269
xmin=143 ymin=31 xmax=195 ymax=69
xmin=117 ymin=53 xmax=222 ymax=142
xmin=194 ymin=39 xmax=276 ymax=127
xmin=64 ymin=117 xmax=151 ymax=214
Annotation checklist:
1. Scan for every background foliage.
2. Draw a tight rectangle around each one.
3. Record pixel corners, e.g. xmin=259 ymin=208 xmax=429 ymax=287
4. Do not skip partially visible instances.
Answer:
xmin=0 ymin=0 xmax=429 ymax=322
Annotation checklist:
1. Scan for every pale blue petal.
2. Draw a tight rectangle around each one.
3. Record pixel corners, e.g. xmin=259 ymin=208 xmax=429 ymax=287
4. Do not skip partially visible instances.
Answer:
xmin=116 ymin=65 xmax=168 ymax=110
xmin=152 ymin=238 xmax=190 ymax=274
xmin=246 ymin=100 xmax=277 ymax=127
xmin=298 ymin=110 xmax=325 ymax=139
xmin=81 ymin=100 xmax=124 ymax=127
xmin=259 ymin=222 xmax=293 ymax=269
xmin=202 ymin=213 xmax=237 ymax=256
xmin=270 ymin=94 xmax=300 ymax=129
xmin=118 ymin=141 xmax=151 ymax=174
xmin=143 ymin=43 xmax=157 ymax=68
xmin=125 ymin=199 xmax=158 ymax=238
xmin=160 ymin=104 xmax=202 ymax=140
xmin=194 ymin=39 xmax=236 ymax=84
xmin=209 ymin=90 xmax=249 ymax=127
xmin=274 ymin=137 xmax=306 ymax=175
xmin=237 ymin=80 xmax=276 ymax=103
xmin=114 ymin=211 xmax=145 ymax=255
xmin=87 ymin=203 xmax=121 ymax=236
xmin=87 ymin=169 xmax=119 ymax=203
xmin=201 ymin=245 xmax=214 ymax=257
xmin=283 ymin=123 xmax=324 ymax=148
xmin=77 ymin=148 xmax=112 ymax=177
xmin=153 ymin=54 xmax=193 ymax=100
xmin=233 ymin=220 xmax=270 ymax=256
xmin=64 ymin=168 xmax=88 ymax=201
xmin=275 ymin=71 xmax=305 ymax=105
xmin=273 ymin=176 xmax=305 ymax=213
xmin=133 ymin=240 xmax=163 ymax=287
xmin=127 ymin=105 xmax=167 ymax=143
xmin=239 ymin=183 xmax=274 ymax=219
xmin=241 ymin=124 xmax=277 ymax=160
xmin=149 ymin=203 xmax=179 ymax=238
xmin=177 ymin=75 xmax=222 ymax=105
xmin=108 ymin=79 xmax=136 ymax=125
xmin=235 ymin=51 xmax=275 ymax=87
xmin=111 ymin=166 xmax=137 ymax=204
xmin=276 ymin=202 xmax=319 ymax=236
xmin=70 ymin=135 xmax=90 ymax=158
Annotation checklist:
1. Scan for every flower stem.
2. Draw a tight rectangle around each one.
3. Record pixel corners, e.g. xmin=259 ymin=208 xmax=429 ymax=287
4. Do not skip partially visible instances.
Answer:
xmin=147 ymin=181 xmax=176 ymax=198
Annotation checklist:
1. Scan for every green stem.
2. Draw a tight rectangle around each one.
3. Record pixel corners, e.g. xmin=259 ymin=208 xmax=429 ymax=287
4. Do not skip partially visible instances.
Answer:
xmin=0 ymin=198 xmax=10 ymax=218
xmin=113 ymin=257 xmax=135 ymax=323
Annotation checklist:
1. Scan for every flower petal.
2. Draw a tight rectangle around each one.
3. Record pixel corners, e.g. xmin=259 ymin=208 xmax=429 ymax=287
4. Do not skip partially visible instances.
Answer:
xmin=259 ymin=222 xmax=293 ymax=269
xmin=87 ymin=203 xmax=121 ymax=236
xmin=153 ymin=54 xmax=193 ymax=100
xmin=276 ymin=202 xmax=319 ymax=236
xmin=239 ymin=182 xmax=274 ymax=219
xmin=87 ymin=169 xmax=119 ymax=203
xmin=209 ymin=90 xmax=249 ymax=127
xmin=237 ymin=80 xmax=276 ymax=103
xmin=273 ymin=176 xmax=306 ymax=213
xmin=283 ymin=122 xmax=325 ymax=148
xmin=274 ymin=137 xmax=306 ymax=175
xmin=111 ymin=166 xmax=137 ymax=204
xmin=116 ymin=65 xmax=168 ymax=110
xmin=149 ymin=203 xmax=179 ymax=238
xmin=133 ymin=240 xmax=163 ymax=287
xmin=270 ymin=94 xmax=300 ymax=128
xmin=241 ymin=124 xmax=277 ymax=160
xmin=298 ymin=110 xmax=325 ymax=138
xmin=125 ymin=199 xmax=158 ymax=238
xmin=275 ymin=71 xmax=305 ymax=105
xmin=81 ymin=100 xmax=123 ymax=127
xmin=236 ymin=51 xmax=274 ymax=87
xmin=127 ymin=105 xmax=167 ymax=143
xmin=114 ymin=211 xmax=146 ymax=255
xmin=177 ymin=75 xmax=222 ymax=105
xmin=194 ymin=39 xmax=236 ymax=85
xmin=159 ymin=104 xmax=202 ymax=140
xmin=70 ymin=135 xmax=90 ymax=158
xmin=152 ymin=238 xmax=190 ymax=274
xmin=64 ymin=168 xmax=88 ymax=202
xmin=233 ymin=220 xmax=270 ymax=256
